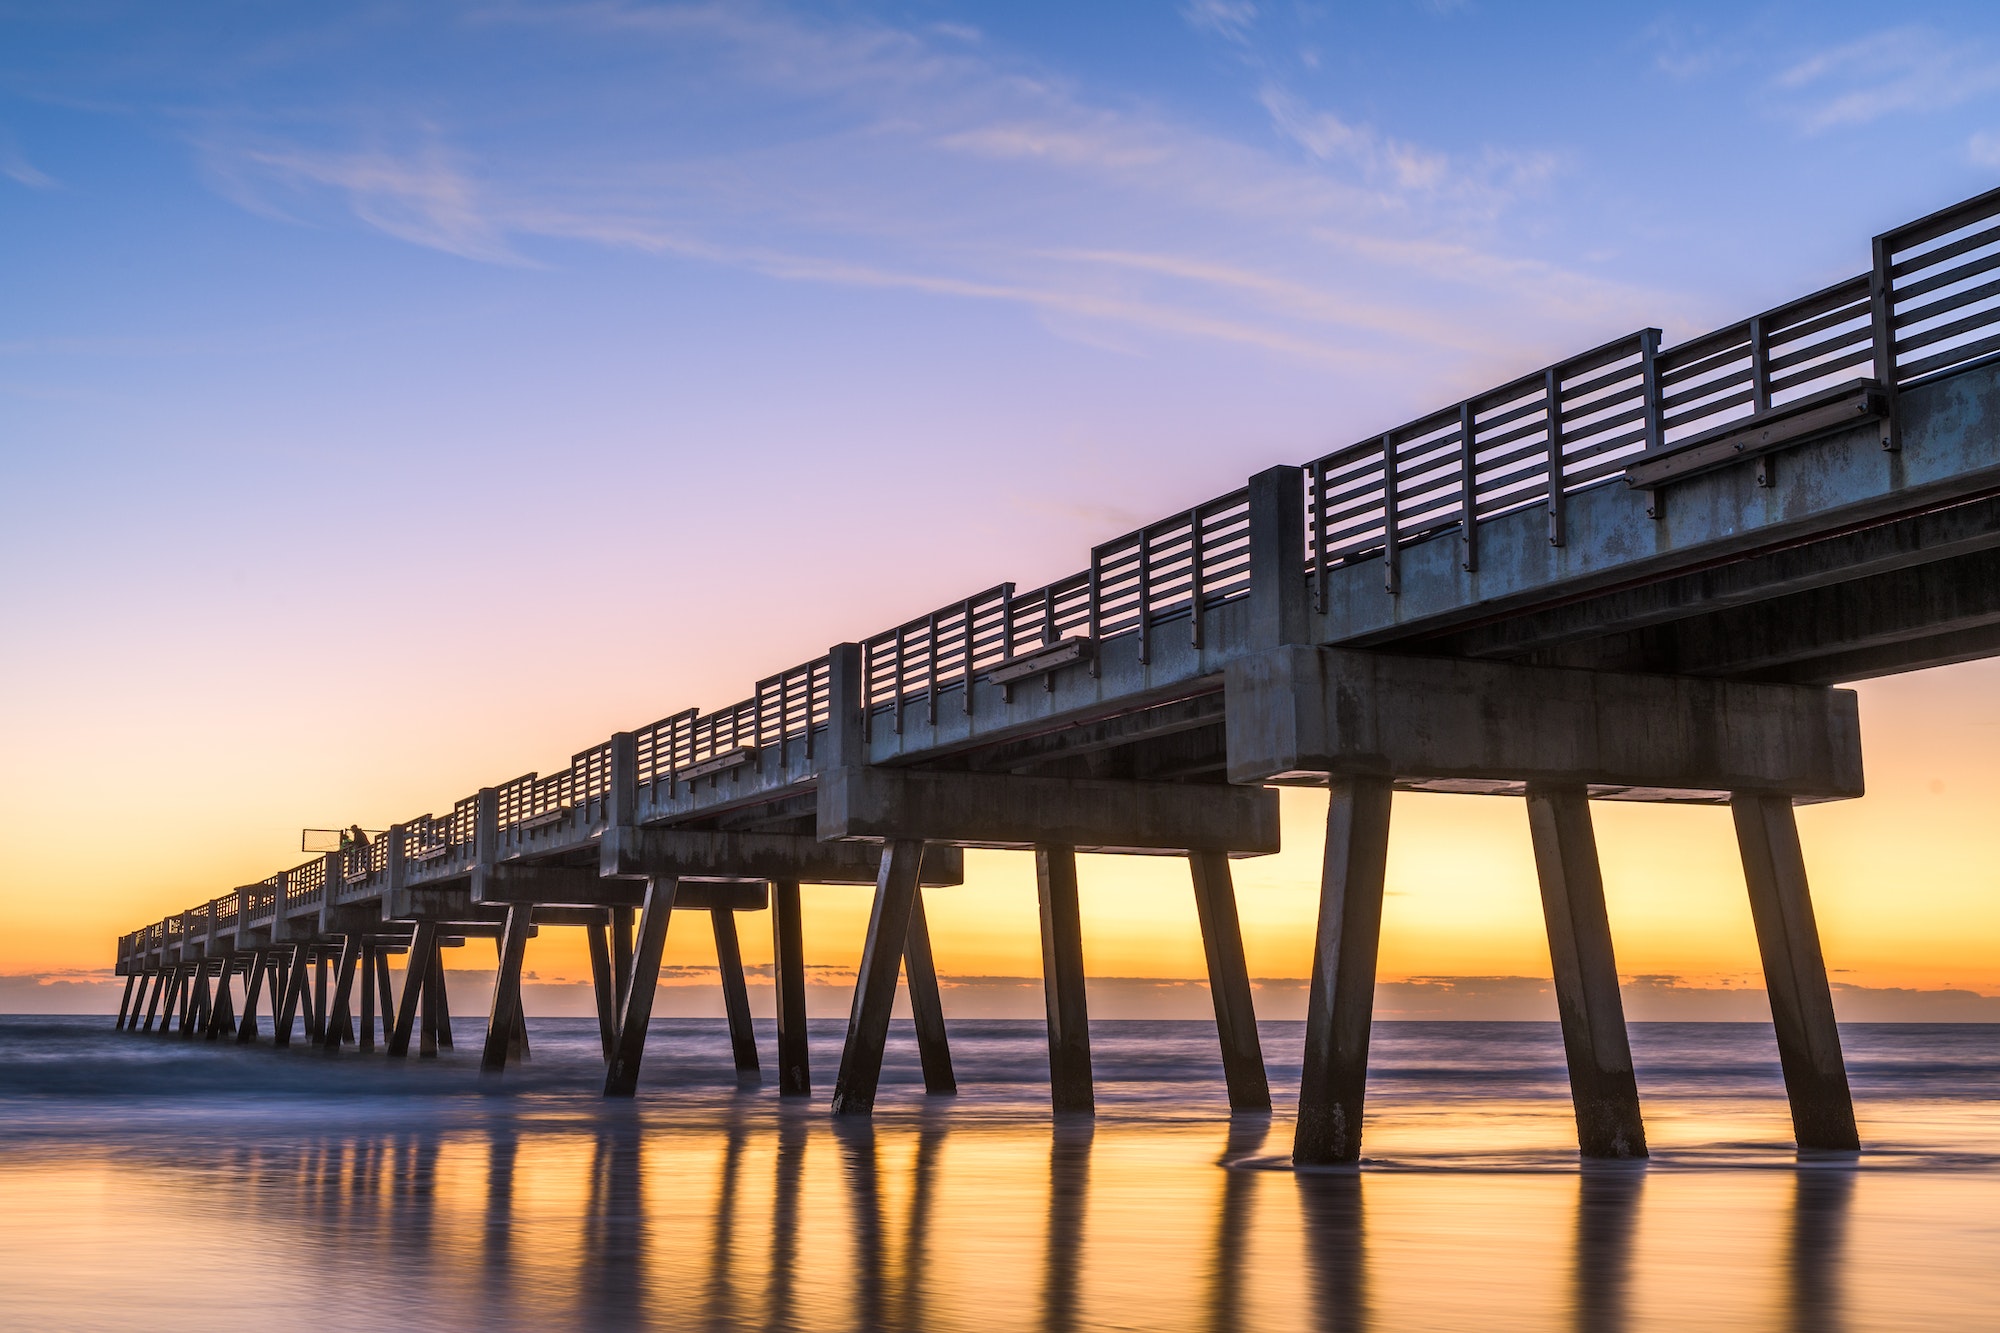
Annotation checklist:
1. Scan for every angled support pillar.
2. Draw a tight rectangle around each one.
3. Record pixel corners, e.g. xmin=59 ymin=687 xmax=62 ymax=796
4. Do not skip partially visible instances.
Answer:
xmin=267 ymin=952 xmax=287 ymax=1029
xmin=904 ymin=887 xmax=955 ymax=1096
xmin=587 ymin=918 xmax=618 ymax=1061
xmin=481 ymin=904 xmax=533 ymax=1074
xmin=387 ymin=923 xmax=437 ymax=1059
xmin=358 ymin=942 xmax=378 ymax=1052
xmin=711 ymin=908 xmax=761 ymax=1074
xmin=115 ymin=974 xmax=137 ymax=1030
xmin=311 ymin=952 xmax=330 ymax=1044
xmin=1037 ymin=845 xmax=1093 ymax=1113
xmin=831 ymin=839 xmax=925 ymax=1116
xmin=612 ymin=907 xmax=635 ymax=1015
xmin=1294 ymin=777 xmax=1393 ymax=1166
xmin=375 ymin=949 xmax=396 ymax=1045
xmin=182 ymin=965 xmax=208 ymax=1038
xmin=321 ymin=937 xmax=361 ymax=1053
xmin=1526 ymin=784 xmax=1647 ymax=1160
xmin=275 ymin=948 xmax=309 ymax=1047
xmin=204 ymin=962 xmax=236 ymax=1040
xmin=1189 ymin=851 xmax=1271 ymax=1112
xmin=1732 ymin=793 xmax=1859 ymax=1152
xmin=604 ymin=877 xmax=678 ymax=1097
xmin=771 ymin=879 xmax=811 ymax=1097
xmin=139 ymin=969 xmax=167 ymax=1032
xmin=421 ymin=948 xmax=447 ymax=1056
xmin=236 ymin=950 xmax=267 ymax=1043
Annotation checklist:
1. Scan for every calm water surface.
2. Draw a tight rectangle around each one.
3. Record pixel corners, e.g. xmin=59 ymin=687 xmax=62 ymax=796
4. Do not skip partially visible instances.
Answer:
xmin=0 ymin=1016 xmax=1995 ymax=1331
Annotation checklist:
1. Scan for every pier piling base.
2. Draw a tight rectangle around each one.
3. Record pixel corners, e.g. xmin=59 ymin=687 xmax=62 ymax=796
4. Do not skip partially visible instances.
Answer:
xmin=712 ymin=907 xmax=761 ymax=1074
xmin=1294 ymin=777 xmax=1393 ymax=1166
xmin=772 ymin=879 xmax=811 ymax=1097
xmin=1527 ymin=784 xmax=1648 ymax=1160
xmin=831 ymin=840 xmax=924 ymax=1116
xmin=1732 ymin=793 xmax=1860 ymax=1152
xmin=1189 ymin=850 xmax=1271 ymax=1113
xmin=1037 ymin=845 xmax=1093 ymax=1114
xmin=604 ymin=877 xmax=677 ymax=1096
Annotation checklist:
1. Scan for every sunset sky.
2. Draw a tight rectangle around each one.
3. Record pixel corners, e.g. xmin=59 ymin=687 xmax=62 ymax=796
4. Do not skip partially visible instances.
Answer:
xmin=7 ymin=1 xmax=2000 ymax=1012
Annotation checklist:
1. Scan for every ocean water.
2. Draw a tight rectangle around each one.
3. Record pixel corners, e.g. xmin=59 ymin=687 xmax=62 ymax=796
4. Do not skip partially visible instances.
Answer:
xmin=0 ymin=1016 xmax=1995 ymax=1332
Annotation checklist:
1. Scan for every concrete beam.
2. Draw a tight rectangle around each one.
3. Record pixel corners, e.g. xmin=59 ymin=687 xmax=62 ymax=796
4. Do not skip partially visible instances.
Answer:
xmin=1225 ymin=646 xmax=1862 ymax=803
xmin=599 ymin=825 xmax=965 ymax=886
xmin=1414 ymin=493 xmax=2000 ymax=662
xmin=817 ymin=766 xmax=1280 ymax=854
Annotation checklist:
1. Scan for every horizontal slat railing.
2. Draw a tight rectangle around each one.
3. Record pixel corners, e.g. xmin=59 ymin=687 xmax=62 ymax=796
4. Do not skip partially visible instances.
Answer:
xmin=120 ymin=184 xmax=2000 ymax=955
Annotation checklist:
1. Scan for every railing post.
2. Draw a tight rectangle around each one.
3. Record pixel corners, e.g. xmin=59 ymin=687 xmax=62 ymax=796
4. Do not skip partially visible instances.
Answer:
xmin=825 ymin=643 xmax=866 ymax=771
xmin=1247 ymin=464 xmax=1309 ymax=650
xmin=1870 ymin=230 xmax=1902 ymax=451
xmin=383 ymin=824 xmax=407 ymax=919
xmin=1544 ymin=367 xmax=1567 ymax=547
xmin=1188 ymin=506 xmax=1207 ymax=648
xmin=471 ymin=787 xmax=499 ymax=903
xmin=1380 ymin=434 xmax=1400 ymax=595
xmin=608 ymin=732 xmax=638 ymax=829
xmin=317 ymin=853 xmax=339 ymax=936
xmin=1458 ymin=402 xmax=1480 ymax=570
xmin=1137 ymin=527 xmax=1153 ymax=663
xmin=1639 ymin=328 xmax=1665 ymax=519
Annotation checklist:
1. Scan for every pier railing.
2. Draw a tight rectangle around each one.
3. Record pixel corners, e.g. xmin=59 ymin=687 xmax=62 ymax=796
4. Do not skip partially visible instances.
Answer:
xmin=120 ymin=184 xmax=2000 ymax=956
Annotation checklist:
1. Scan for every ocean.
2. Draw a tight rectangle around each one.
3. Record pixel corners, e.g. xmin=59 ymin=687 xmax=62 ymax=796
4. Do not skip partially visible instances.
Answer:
xmin=0 ymin=1016 xmax=1995 ymax=1331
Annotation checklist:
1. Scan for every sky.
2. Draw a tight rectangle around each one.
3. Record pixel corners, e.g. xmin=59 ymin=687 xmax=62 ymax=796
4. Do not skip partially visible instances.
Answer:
xmin=6 ymin=1 xmax=2000 ymax=1016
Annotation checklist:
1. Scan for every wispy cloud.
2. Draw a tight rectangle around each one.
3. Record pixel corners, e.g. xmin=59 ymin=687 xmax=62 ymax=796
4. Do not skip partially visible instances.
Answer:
xmin=1180 ymin=0 xmax=1258 ymax=46
xmin=0 ymin=130 xmax=56 ymax=189
xmin=164 ymin=1 xmax=1659 ymax=381
xmin=1774 ymin=26 xmax=2000 ymax=133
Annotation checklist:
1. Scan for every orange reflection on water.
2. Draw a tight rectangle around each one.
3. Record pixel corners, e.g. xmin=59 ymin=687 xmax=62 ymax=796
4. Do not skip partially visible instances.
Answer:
xmin=2 ymin=1099 xmax=1997 ymax=1332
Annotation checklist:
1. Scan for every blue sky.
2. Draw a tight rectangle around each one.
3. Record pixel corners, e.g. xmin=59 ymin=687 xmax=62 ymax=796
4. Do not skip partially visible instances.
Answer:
xmin=8 ymin=2 xmax=2000 ymax=984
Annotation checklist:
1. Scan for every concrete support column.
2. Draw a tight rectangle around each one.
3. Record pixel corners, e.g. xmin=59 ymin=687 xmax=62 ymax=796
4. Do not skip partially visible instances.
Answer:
xmin=205 ymin=963 xmax=236 ymax=1040
xmin=321 ymin=938 xmax=361 ymax=1053
xmin=1526 ymin=784 xmax=1648 ymax=1159
xmin=358 ymin=942 xmax=378 ymax=1051
xmin=612 ymin=907 xmax=635 ymax=1015
xmin=236 ymin=950 xmax=267 ymax=1043
xmin=375 ymin=950 xmax=396 ymax=1047
xmin=183 ymin=965 xmax=209 ymax=1038
xmin=311 ymin=952 xmax=330 ymax=1043
xmin=115 ymin=974 xmax=137 ymax=1030
xmin=604 ymin=877 xmax=678 ymax=1097
xmin=831 ymin=839 xmax=925 ymax=1115
xmin=587 ymin=918 xmax=618 ymax=1061
xmin=1037 ymin=845 xmax=1094 ymax=1113
xmin=711 ymin=907 xmax=761 ymax=1073
xmin=482 ymin=905 xmax=534 ymax=1074
xmin=275 ymin=948 xmax=309 ymax=1047
xmin=387 ymin=923 xmax=436 ymax=1058
xmin=1294 ymin=777 xmax=1393 ymax=1166
xmin=1732 ymin=793 xmax=1860 ymax=1151
xmin=904 ymin=888 xmax=956 ymax=1096
xmin=772 ymin=879 xmax=811 ymax=1097
xmin=1189 ymin=850 xmax=1272 ymax=1112
xmin=136 ymin=970 xmax=164 ymax=1031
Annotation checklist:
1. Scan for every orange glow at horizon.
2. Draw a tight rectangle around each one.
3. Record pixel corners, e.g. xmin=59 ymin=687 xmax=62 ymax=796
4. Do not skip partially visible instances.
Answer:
xmin=7 ymin=660 xmax=1998 ymax=999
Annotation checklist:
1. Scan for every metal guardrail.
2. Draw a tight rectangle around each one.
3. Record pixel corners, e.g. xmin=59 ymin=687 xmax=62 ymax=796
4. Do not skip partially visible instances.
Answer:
xmin=118 ymin=185 xmax=2000 ymax=958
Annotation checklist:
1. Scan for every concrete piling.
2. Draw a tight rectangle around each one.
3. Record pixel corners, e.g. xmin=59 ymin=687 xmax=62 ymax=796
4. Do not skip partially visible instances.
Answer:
xmin=1526 ymin=784 xmax=1647 ymax=1159
xmin=1294 ymin=776 xmax=1393 ymax=1166
xmin=603 ymin=877 xmax=677 ymax=1097
xmin=1732 ymin=793 xmax=1860 ymax=1151
xmin=1188 ymin=850 xmax=1271 ymax=1112
xmin=711 ymin=907 xmax=761 ymax=1074
xmin=831 ymin=840 xmax=924 ymax=1115
xmin=771 ymin=879 xmax=811 ymax=1097
xmin=1036 ymin=845 xmax=1093 ymax=1114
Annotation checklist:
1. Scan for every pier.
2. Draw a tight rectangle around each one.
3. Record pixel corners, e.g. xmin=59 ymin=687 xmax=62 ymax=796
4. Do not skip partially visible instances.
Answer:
xmin=115 ymin=184 xmax=2000 ymax=1164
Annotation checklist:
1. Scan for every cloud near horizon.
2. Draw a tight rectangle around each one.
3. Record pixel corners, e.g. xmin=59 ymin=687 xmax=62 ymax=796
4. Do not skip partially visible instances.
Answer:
xmin=19 ymin=969 xmax=1997 ymax=1022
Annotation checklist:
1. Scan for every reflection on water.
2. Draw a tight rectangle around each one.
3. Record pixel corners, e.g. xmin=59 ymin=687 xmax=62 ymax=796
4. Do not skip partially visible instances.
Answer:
xmin=1 ymin=1018 xmax=1997 ymax=1332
